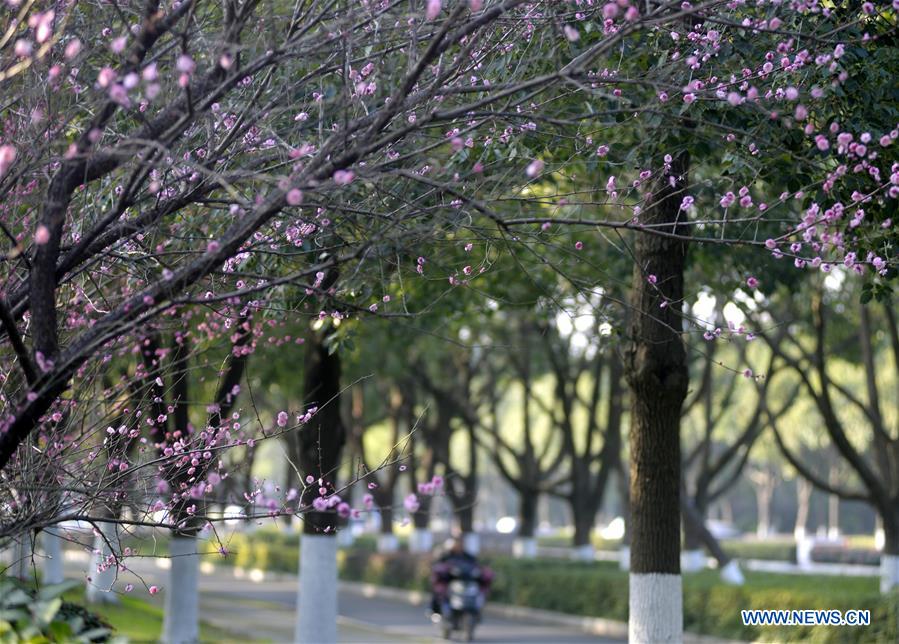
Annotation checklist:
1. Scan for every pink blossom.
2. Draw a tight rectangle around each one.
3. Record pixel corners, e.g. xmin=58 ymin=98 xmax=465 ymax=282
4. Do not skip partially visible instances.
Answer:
xmin=564 ymin=25 xmax=580 ymax=42
xmin=149 ymin=586 xmax=159 ymax=595
xmin=333 ymin=170 xmax=355 ymax=185
xmin=277 ymin=411 xmax=289 ymax=427
xmin=0 ymin=145 xmax=16 ymax=177
xmin=35 ymin=225 xmax=50 ymax=245
xmin=64 ymin=39 xmax=82 ymax=59
xmin=525 ymin=159 xmax=544 ymax=178
xmin=746 ymin=276 xmax=759 ymax=289
xmin=574 ymin=241 xmax=584 ymax=250
xmin=286 ymin=188 xmax=303 ymax=205
xmin=404 ymin=493 xmax=420 ymax=513
xmin=469 ymin=0 xmax=483 ymax=11
xmin=426 ymin=0 xmax=442 ymax=21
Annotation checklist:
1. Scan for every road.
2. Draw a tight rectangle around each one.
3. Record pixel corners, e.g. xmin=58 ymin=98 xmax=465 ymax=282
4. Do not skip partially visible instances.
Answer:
xmin=65 ymin=553 xmax=621 ymax=643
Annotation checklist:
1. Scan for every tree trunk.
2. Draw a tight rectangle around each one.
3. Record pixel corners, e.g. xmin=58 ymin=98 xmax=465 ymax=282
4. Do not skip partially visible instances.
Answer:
xmin=86 ymin=521 xmax=119 ymax=604
xmin=293 ymin=327 xmax=345 ymax=644
xmin=377 ymin=506 xmax=398 ymax=553
xmin=41 ymin=527 xmax=65 ymax=585
xmin=513 ymin=491 xmax=539 ymax=559
xmin=571 ymin=497 xmax=596 ymax=560
xmin=681 ymin=506 xmax=705 ymax=572
xmin=296 ymin=534 xmax=338 ymax=644
xmin=9 ymin=532 xmax=32 ymax=580
xmin=681 ymin=497 xmax=743 ymax=585
xmin=794 ymin=478 xmax=812 ymax=541
xmin=827 ymin=492 xmax=840 ymax=538
xmin=624 ymin=152 xmax=690 ymax=642
xmin=755 ymin=480 xmax=774 ymax=538
xmin=162 ymin=534 xmax=200 ymax=644
xmin=880 ymin=512 xmax=899 ymax=593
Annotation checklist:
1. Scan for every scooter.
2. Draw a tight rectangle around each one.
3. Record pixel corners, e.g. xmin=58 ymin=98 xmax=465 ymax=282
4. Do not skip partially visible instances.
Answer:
xmin=434 ymin=563 xmax=484 ymax=641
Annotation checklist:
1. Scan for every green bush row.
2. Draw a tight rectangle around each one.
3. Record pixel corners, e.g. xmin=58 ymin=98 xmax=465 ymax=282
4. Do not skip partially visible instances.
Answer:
xmin=125 ymin=530 xmax=898 ymax=642
xmin=340 ymin=553 xmax=897 ymax=643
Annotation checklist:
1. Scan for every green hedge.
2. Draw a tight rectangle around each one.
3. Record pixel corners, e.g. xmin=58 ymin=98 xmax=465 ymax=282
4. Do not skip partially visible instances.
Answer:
xmin=122 ymin=531 xmax=899 ymax=642
xmin=721 ymin=539 xmax=798 ymax=563
xmin=339 ymin=553 xmax=898 ymax=643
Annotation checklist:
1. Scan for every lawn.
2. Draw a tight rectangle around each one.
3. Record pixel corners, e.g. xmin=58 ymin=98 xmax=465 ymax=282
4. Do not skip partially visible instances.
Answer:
xmin=62 ymin=587 xmax=253 ymax=643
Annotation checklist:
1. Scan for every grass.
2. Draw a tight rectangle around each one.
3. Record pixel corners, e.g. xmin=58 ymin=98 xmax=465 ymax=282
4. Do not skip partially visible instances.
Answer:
xmin=62 ymin=587 xmax=251 ymax=643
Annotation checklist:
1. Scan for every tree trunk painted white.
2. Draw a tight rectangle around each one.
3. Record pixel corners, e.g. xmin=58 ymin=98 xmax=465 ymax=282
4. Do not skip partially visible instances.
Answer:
xmin=827 ymin=474 xmax=840 ymax=539
xmin=462 ymin=532 xmax=480 ymax=555
xmin=719 ymin=560 xmax=745 ymax=586
xmin=162 ymin=536 xmax=200 ymax=644
xmin=618 ymin=546 xmax=630 ymax=571
xmin=377 ymin=533 xmax=399 ymax=553
xmin=512 ymin=536 xmax=537 ymax=559
xmin=880 ymin=554 xmax=899 ymax=593
xmin=796 ymin=535 xmax=813 ymax=569
xmin=86 ymin=523 xmax=119 ymax=603
xmin=295 ymin=534 xmax=338 ymax=644
xmin=571 ymin=543 xmax=594 ymax=561
xmin=629 ymin=573 xmax=682 ymax=643
xmin=41 ymin=528 xmax=65 ymax=585
xmin=408 ymin=528 xmax=433 ymax=553
xmin=680 ymin=549 xmax=705 ymax=572
xmin=10 ymin=534 xmax=31 ymax=579
xmin=336 ymin=528 xmax=354 ymax=548
xmin=875 ymin=527 xmax=885 ymax=551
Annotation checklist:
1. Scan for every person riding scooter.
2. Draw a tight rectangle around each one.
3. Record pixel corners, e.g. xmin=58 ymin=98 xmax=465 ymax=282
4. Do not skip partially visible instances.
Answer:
xmin=430 ymin=537 xmax=493 ymax=639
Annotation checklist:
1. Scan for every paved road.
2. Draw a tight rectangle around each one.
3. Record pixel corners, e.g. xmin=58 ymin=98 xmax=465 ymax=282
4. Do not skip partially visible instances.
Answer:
xmin=65 ymin=553 xmax=620 ymax=643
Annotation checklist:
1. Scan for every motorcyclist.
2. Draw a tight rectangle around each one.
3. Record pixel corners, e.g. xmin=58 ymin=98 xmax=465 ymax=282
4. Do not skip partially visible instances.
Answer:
xmin=430 ymin=537 xmax=493 ymax=617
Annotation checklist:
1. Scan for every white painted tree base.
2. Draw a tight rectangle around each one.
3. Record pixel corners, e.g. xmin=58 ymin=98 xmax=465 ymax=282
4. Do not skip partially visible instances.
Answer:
xmin=162 ymin=536 xmax=200 ymax=644
xmin=512 ymin=537 xmax=537 ymax=559
xmin=629 ymin=573 xmax=682 ymax=643
xmin=86 ymin=523 xmax=119 ymax=604
xmin=880 ymin=554 xmax=899 ymax=593
xmin=295 ymin=534 xmax=338 ymax=644
xmin=719 ymin=560 xmax=745 ymax=585
xmin=336 ymin=528 xmax=355 ymax=548
xmin=618 ymin=546 xmax=630 ymax=571
xmin=408 ymin=529 xmax=433 ymax=553
xmin=377 ymin=533 xmax=399 ymax=553
xmin=571 ymin=544 xmax=595 ymax=561
xmin=462 ymin=532 xmax=480 ymax=555
xmin=10 ymin=535 xmax=31 ymax=580
xmin=796 ymin=536 xmax=813 ymax=569
xmin=680 ymin=549 xmax=705 ymax=572
xmin=41 ymin=529 xmax=65 ymax=585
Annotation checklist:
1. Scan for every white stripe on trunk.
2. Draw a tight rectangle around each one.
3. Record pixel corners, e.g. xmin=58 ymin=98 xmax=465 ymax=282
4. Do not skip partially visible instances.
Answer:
xmin=86 ymin=523 xmax=119 ymax=603
xmin=512 ymin=536 xmax=537 ymax=559
xmin=462 ymin=532 xmax=480 ymax=555
xmin=377 ymin=533 xmax=399 ymax=553
xmin=295 ymin=534 xmax=338 ymax=644
xmin=162 ymin=536 xmax=200 ymax=643
xmin=41 ymin=528 xmax=65 ymax=585
xmin=880 ymin=554 xmax=899 ymax=593
xmin=408 ymin=528 xmax=433 ymax=553
xmin=10 ymin=534 xmax=31 ymax=580
xmin=618 ymin=546 xmax=630 ymax=571
xmin=571 ymin=544 xmax=595 ymax=561
xmin=680 ymin=549 xmax=705 ymax=572
xmin=629 ymin=573 xmax=682 ymax=643
xmin=720 ymin=560 xmax=745 ymax=586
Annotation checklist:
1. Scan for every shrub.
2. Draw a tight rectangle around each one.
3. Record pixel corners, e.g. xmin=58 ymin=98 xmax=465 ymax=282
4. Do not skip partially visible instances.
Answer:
xmin=0 ymin=578 xmax=116 ymax=643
